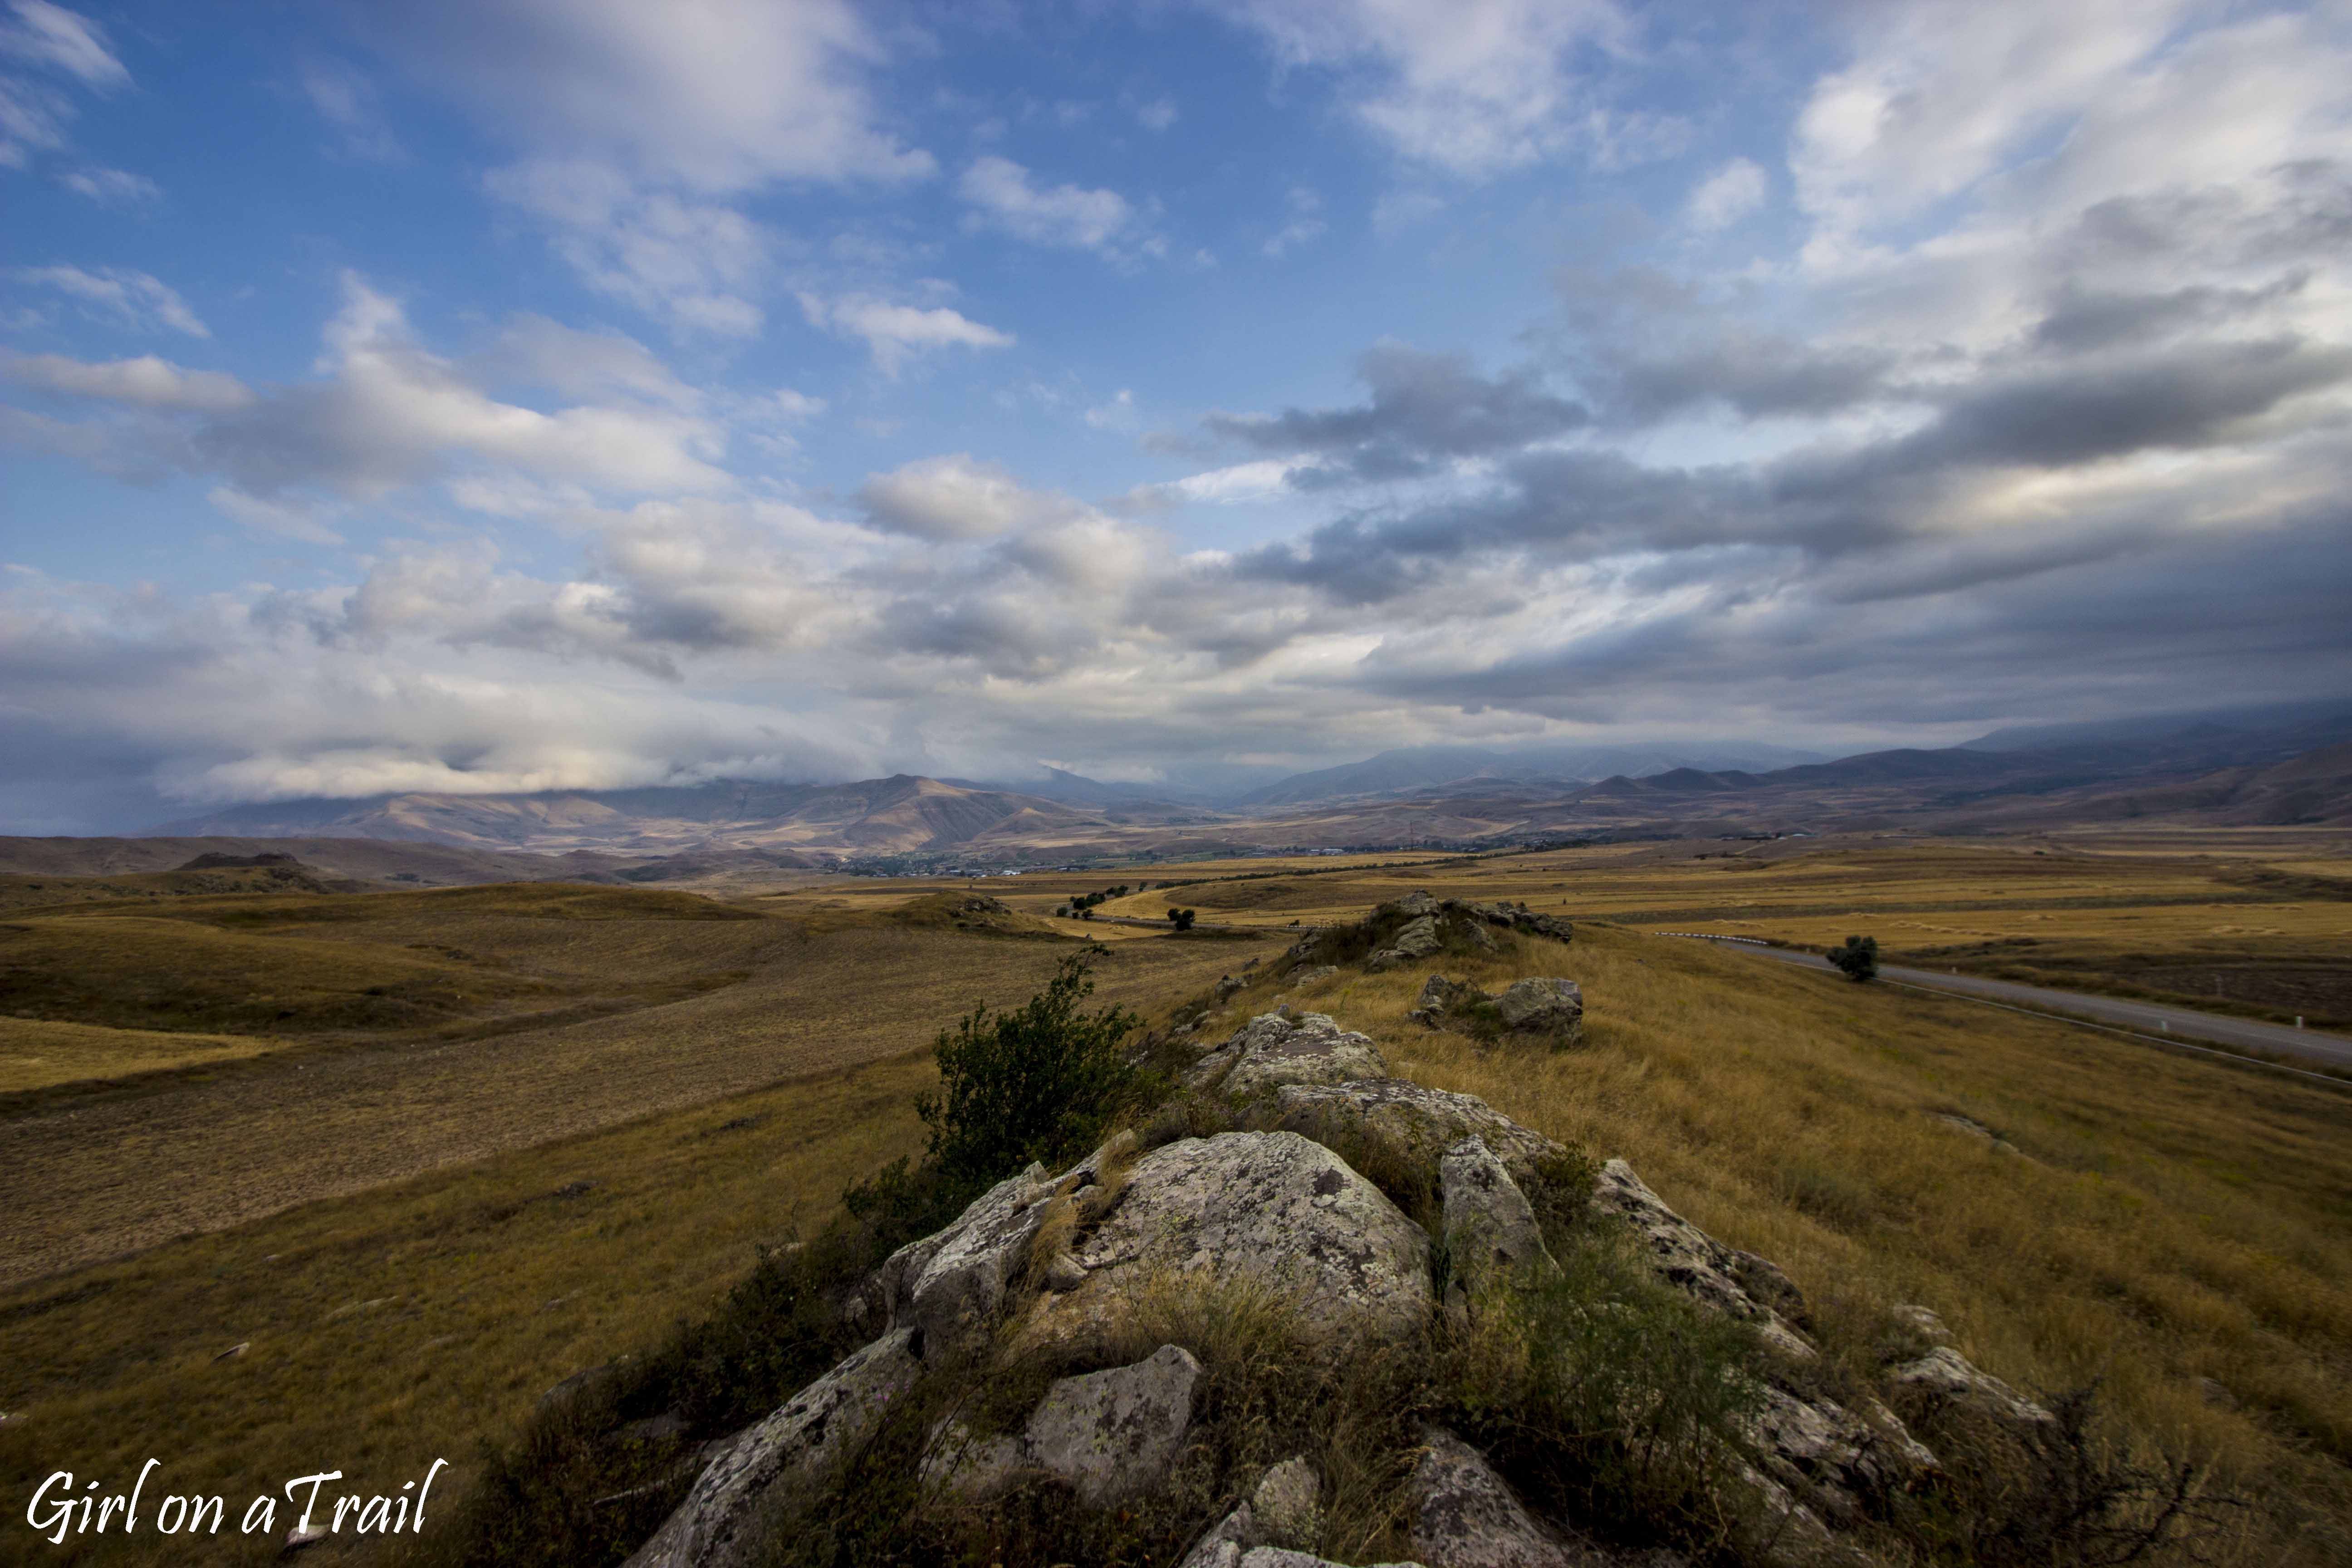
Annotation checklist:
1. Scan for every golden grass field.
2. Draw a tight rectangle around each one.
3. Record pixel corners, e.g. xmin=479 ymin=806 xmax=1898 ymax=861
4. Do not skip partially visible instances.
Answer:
xmin=4 ymin=832 xmax=2350 ymax=1562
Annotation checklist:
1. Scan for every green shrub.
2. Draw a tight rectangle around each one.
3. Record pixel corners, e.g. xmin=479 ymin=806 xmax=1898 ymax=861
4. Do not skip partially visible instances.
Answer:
xmin=916 ymin=947 xmax=1144 ymax=1187
xmin=1829 ymin=934 xmax=1880 ymax=982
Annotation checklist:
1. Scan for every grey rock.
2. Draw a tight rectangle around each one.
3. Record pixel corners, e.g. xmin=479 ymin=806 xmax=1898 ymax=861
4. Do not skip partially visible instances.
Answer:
xmin=1409 ymin=974 xmax=1471 ymax=1025
xmin=1215 ymin=975 xmax=1247 ymax=1002
xmin=1251 ymin=1457 xmax=1323 ymax=1550
xmin=1407 ymin=1426 xmax=1577 ymax=1568
xmin=1178 ymin=1502 xmax=1258 ymax=1568
xmin=1587 ymin=1161 xmax=1814 ymax=1360
xmin=1029 ymin=1132 xmax=1433 ymax=1348
xmin=1289 ymin=964 xmax=1340 ymax=985
xmin=627 ymin=1328 xmax=924 ymax=1568
xmin=1397 ymin=891 xmax=1439 ymax=916
xmin=1741 ymin=1385 xmax=1937 ymax=1523
xmin=866 ymin=1162 xmax=1056 ymax=1349
xmin=1244 ymin=1551 xmax=1424 ymax=1568
xmin=1218 ymin=1012 xmax=1391 ymax=1101
xmin=1494 ymin=978 xmax=1583 ymax=1041
xmin=1890 ymin=1346 xmax=2053 ymax=1427
xmin=1367 ymin=914 xmax=1444 ymax=972
xmin=1274 ymin=1078 xmax=1569 ymax=1192
xmin=1888 ymin=1304 xmax=1951 ymax=1345
xmin=1440 ymin=1137 xmax=1555 ymax=1294
xmin=2196 ymin=1377 xmax=2237 ymax=1411
xmin=1043 ymin=1252 xmax=1089 ymax=1293
xmin=1024 ymin=1344 xmax=1204 ymax=1505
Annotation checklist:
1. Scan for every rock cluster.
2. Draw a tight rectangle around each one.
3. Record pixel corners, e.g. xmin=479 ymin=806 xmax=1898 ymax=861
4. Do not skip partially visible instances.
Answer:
xmin=629 ymin=994 xmax=2050 ymax=1568
xmin=1409 ymin=975 xmax=1585 ymax=1047
xmin=1287 ymin=891 xmax=1575 ymax=980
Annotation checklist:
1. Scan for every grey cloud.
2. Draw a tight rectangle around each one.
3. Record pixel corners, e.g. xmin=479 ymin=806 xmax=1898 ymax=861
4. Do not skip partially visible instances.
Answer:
xmin=1598 ymin=334 xmax=1894 ymax=425
xmin=1205 ymin=343 xmax=1588 ymax=483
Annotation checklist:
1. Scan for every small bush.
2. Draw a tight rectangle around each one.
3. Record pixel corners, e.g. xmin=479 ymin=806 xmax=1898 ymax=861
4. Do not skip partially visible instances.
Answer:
xmin=1829 ymin=935 xmax=1880 ymax=982
xmin=917 ymin=947 xmax=1144 ymax=1188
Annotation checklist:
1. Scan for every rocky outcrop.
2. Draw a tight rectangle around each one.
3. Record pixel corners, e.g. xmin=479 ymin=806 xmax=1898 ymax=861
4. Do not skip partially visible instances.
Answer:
xmin=1025 ymin=1130 xmax=1435 ymax=1349
xmin=1409 ymin=975 xmax=1585 ymax=1047
xmin=626 ymin=1328 xmax=925 ymax=1568
xmin=851 ymin=1162 xmax=1057 ymax=1350
xmin=930 ymin=1343 xmax=1205 ymax=1504
xmin=1367 ymin=914 xmax=1446 ymax=972
xmin=1274 ymin=1078 xmax=1570 ymax=1191
xmin=1889 ymin=1346 xmax=2053 ymax=1428
xmin=1194 ymin=1012 xmax=1391 ymax=1100
xmin=1440 ymin=1137 xmax=1556 ymax=1294
xmin=1587 ymin=1161 xmax=1816 ymax=1361
xmin=1408 ymin=1426 xmax=1582 ymax=1568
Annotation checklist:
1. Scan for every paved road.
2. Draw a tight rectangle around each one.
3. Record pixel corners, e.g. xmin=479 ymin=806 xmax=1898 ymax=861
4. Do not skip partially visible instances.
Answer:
xmin=1683 ymin=937 xmax=2352 ymax=1072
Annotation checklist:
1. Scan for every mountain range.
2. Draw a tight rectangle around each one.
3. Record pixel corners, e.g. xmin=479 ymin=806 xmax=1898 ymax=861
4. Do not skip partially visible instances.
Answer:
xmin=120 ymin=710 xmax=2352 ymax=872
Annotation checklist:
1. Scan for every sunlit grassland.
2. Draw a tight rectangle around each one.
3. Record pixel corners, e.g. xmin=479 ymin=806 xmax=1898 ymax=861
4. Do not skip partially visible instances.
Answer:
xmin=0 ymin=1015 xmax=268 ymax=1093
xmin=0 ymin=1052 xmax=938 ymax=1566
xmin=1193 ymin=921 xmax=2352 ymax=1563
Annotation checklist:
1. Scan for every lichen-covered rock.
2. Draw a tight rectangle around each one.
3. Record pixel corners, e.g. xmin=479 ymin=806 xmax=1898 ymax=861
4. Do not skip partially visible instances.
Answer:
xmin=1888 ymin=1305 xmax=1951 ymax=1345
xmin=1251 ymin=1457 xmax=1323 ymax=1550
xmin=1406 ymin=1426 xmax=1583 ymax=1568
xmin=1367 ymin=914 xmax=1444 ymax=972
xmin=1742 ymin=1385 xmax=1938 ymax=1523
xmin=1890 ymin=1346 xmax=2052 ymax=1427
xmin=1211 ymin=1012 xmax=1392 ymax=1100
xmin=1290 ymin=964 xmax=1340 ymax=985
xmin=1494 ymin=978 xmax=1583 ymax=1039
xmin=1026 ymin=1131 xmax=1433 ymax=1348
xmin=858 ymin=1162 xmax=1056 ymax=1349
xmin=1409 ymin=974 xmax=1471 ymax=1025
xmin=627 ymin=1328 xmax=924 ymax=1568
xmin=1440 ymin=1137 xmax=1555 ymax=1294
xmin=1274 ymin=1078 xmax=1569 ymax=1191
xmin=1586 ymin=1161 xmax=1814 ymax=1360
xmin=1025 ymin=1344 xmax=1204 ymax=1504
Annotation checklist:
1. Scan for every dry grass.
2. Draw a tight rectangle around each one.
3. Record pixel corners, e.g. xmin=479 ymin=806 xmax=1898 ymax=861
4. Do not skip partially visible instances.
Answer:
xmin=1207 ymin=917 xmax=2352 ymax=1563
xmin=0 ymin=1015 xmax=267 ymax=1093
xmin=0 ymin=1051 xmax=940 ymax=1566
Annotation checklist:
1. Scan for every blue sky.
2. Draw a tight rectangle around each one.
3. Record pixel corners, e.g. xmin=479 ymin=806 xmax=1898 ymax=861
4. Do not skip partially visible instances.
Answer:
xmin=3 ymin=0 xmax=2350 ymax=831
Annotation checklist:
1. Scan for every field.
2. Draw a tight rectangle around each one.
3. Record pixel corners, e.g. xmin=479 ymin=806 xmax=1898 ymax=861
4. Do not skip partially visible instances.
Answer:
xmin=4 ymin=831 xmax=2350 ymax=1563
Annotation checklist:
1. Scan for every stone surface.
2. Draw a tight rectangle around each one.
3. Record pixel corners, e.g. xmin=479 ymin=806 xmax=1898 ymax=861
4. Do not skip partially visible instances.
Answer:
xmin=1251 ymin=1457 xmax=1323 ymax=1551
xmin=1410 ymin=974 xmax=1471 ymax=1025
xmin=627 ymin=1328 xmax=924 ymax=1568
xmin=1043 ymin=1252 xmax=1088 ymax=1293
xmin=863 ymin=1162 xmax=1055 ymax=1349
xmin=1406 ymin=1426 xmax=1578 ymax=1568
xmin=1439 ymin=1137 xmax=1555 ymax=1293
xmin=1889 ymin=1304 xmax=1951 ymax=1345
xmin=1029 ymin=1131 xmax=1434 ymax=1348
xmin=1367 ymin=914 xmax=1444 ymax=972
xmin=1214 ymin=1012 xmax=1391 ymax=1100
xmin=1890 ymin=1346 xmax=2053 ymax=1427
xmin=1274 ymin=1078 xmax=1569 ymax=1191
xmin=1587 ymin=1161 xmax=1814 ymax=1359
xmin=1290 ymin=964 xmax=1340 ymax=985
xmin=1494 ymin=978 xmax=1584 ymax=1039
xmin=1023 ymin=1343 xmax=1204 ymax=1505
xmin=1741 ymin=1385 xmax=1937 ymax=1522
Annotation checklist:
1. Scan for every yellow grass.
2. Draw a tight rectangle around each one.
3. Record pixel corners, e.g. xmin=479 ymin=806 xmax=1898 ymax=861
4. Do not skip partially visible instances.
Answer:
xmin=1205 ymin=921 xmax=2352 ymax=1562
xmin=0 ymin=1016 xmax=268 ymax=1093
xmin=0 ymin=1052 xmax=938 ymax=1566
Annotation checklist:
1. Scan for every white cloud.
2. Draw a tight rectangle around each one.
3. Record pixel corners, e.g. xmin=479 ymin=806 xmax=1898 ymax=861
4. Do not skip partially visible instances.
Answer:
xmin=9 ymin=263 xmax=208 ymax=336
xmin=1210 ymin=0 xmax=1628 ymax=177
xmin=798 ymin=291 xmax=1014 ymax=374
xmin=485 ymin=159 xmax=768 ymax=338
xmin=207 ymin=486 xmax=345 ymax=546
xmin=1 ymin=2 xmax=125 ymax=88
xmin=3 ymin=350 xmax=252 ymax=411
xmin=59 ymin=164 xmax=156 ymax=204
xmin=299 ymin=57 xmax=402 ymax=162
xmin=957 ymin=155 xmax=1137 ymax=253
xmin=1263 ymin=185 xmax=1326 ymax=257
xmin=1684 ymin=157 xmax=1766 ymax=231
xmin=1134 ymin=95 xmax=1178 ymax=132
xmin=1084 ymin=388 xmax=1137 ymax=431
xmin=858 ymin=453 xmax=1063 ymax=540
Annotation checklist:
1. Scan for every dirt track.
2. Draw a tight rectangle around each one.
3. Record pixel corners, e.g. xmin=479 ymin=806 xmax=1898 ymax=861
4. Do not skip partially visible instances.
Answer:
xmin=1 ymin=926 xmax=1264 ymax=1289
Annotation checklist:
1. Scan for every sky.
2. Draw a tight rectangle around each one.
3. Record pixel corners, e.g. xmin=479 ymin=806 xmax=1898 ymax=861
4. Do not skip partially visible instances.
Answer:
xmin=3 ymin=0 xmax=2350 ymax=832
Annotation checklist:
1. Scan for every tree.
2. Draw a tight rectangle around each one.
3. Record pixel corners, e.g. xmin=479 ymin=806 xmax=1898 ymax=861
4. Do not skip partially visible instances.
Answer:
xmin=1167 ymin=907 xmax=1196 ymax=931
xmin=916 ymin=947 xmax=1139 ymax=1185
xmin=1828 ymin=934 xmax=1879 ymax=983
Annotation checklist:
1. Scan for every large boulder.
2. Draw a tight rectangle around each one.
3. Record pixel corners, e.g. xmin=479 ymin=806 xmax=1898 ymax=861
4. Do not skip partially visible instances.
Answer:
xmin=1200 ymin=1012 xmax=1392 ymax=1101
xmin=1367 ymin=914 xmax=1445 ymax=973
xmin=931 ymin=1343 xmax=1206 ymax=1505
xmin=1889 ymin=1346 xmax=2052 ymax=1428
xmin=1025 ymin=1131 xmax=1434 ymax=1348
xmin=1407 ymin=1426 xmax=1649 ymax=1568
xmin=1494 ymin=978 xmax=1583 ymax=1039
xmin=1741 ymin=1385 xmax=1938 ymax=1524
xmin=626 ymin=1328 xmax=924 ymax=1568
xmin=1273 ymin=1079 xmax=1570 ymax=1191
xmin=1439 ymin=1137 xmax=1555 ymax=1294
xmin=855 ymin=1162 xmax=1058 ymax=1350
xmin=1586 ymin=1161 xmax=1814 ymax=1360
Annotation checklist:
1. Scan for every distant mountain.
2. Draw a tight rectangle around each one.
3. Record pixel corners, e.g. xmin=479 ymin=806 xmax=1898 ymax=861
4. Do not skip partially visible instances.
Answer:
xmin=944 ymin=767 xmax=1211 ymax=811
xmin=1965 ymin=700 xmax=2352 ymax=758
xmin=150 ymin=775 xmax=1115 ymax=858
xmin=1240 ymin=741 xmax=1828 ymax=808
